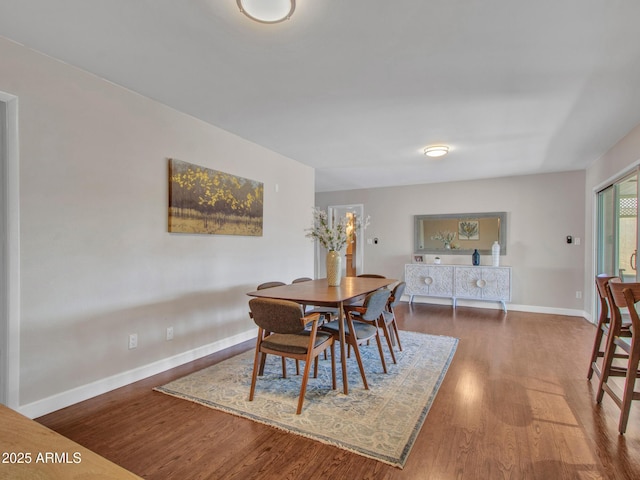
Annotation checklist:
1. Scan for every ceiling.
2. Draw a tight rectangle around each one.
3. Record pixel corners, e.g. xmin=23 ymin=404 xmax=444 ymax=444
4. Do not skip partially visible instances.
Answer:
xmin=1 ymin=1 xmax=640 ymax=192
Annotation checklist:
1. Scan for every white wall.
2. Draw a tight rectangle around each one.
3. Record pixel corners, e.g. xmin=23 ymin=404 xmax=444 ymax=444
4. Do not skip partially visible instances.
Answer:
xmin=584 ymin=123 xmax=640 ymax=316
xmin=5 ymin=28 xmax=637 ymax=416
xmin=316 ymin=170 xmax=586 ymax=313
xmin=0 ymin=37 xmax=315 ymax=416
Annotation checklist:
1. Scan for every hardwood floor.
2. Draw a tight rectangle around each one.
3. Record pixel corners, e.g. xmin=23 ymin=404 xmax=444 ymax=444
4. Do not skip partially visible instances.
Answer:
xmin=37 ymin=304 xmax=640 ymax=479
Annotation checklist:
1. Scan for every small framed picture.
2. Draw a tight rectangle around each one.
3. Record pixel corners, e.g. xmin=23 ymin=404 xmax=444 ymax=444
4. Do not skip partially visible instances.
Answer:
xmin=458 ymin=220 xmax=479 ymax=240
xmin=413 ymin=254 xmax=425 ymax=263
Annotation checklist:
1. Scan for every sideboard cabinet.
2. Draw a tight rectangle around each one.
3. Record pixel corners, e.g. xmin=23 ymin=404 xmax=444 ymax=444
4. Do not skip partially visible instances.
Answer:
xmin=405 ymin=264 xmax=512 ymax=311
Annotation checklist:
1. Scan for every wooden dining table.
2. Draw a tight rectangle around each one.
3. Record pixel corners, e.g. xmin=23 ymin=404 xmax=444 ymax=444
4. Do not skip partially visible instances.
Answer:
xmin=247 ymin=276 xmax=396 ymax=394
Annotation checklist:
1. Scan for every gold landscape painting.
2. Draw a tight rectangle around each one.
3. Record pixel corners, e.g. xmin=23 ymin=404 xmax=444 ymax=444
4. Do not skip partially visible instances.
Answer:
xmin=168 ymin=159 xmax=264 ymax=236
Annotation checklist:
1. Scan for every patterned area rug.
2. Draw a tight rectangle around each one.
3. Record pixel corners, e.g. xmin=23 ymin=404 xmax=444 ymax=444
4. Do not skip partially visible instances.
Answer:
xmin=155 ymin=331 xmax=458 ymax=468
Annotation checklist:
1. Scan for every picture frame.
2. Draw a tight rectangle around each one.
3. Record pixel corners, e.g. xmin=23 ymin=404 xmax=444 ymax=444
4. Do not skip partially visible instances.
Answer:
xmin=168 ymin=158 xmax=264 ymax=236
xmin=413 ymin=254 xmax=425 ymax=263
xmin=414 ymin=212 xmax=507 ymax=255
xmin=458 ymin=220 xmax=480 ymax=240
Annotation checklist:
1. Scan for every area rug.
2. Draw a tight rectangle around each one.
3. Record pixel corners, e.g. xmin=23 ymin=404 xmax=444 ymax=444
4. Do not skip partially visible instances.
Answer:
xmin=154 ymin=330 xmax=458 ymax=468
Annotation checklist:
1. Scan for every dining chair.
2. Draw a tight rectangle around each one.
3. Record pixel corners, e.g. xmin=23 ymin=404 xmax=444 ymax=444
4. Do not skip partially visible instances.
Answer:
xmin=291 ymin=277 xmax=339 ymax=320
xmin=587 ymin=274 xmax=630 ymax=380
xmin=346 ymin=274 xmax=387 ymax=306
xmin=347 ymin=281 xmax=404 ymax=365
xmin=257 ymin=281 xmax=286 ymax=290
xmin=381 ymin=281 xmax=406 ymax=362
xmin=256 ymin=280 xmax=300 ymax=374
xmin=596 ymin=280 xmax=640 ymax=433
xmin=321 ymin=288 xmax=391 ymax=390
xmin=248 ymin=298 xmax=336 ymax=414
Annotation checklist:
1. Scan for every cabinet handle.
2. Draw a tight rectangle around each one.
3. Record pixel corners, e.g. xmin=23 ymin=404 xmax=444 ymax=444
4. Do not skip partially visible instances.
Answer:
xmin=476 ymin=279 xmax=487 ymax=288
xmin=424 ymin=276 xmax=433 ymax=286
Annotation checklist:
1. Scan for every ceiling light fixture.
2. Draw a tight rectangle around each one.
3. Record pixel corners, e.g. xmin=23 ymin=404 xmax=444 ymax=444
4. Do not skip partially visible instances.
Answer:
xmin=424 ymin=145 xmax=450 ymax=157
xmin=237 ymin=0 xmax=296 ymax=24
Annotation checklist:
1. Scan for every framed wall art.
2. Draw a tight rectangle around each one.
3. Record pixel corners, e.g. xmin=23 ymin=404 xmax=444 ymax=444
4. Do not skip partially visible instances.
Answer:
xmin=168 ymin=159 xmax=264 ymax=236
xmin=458 ymin=220 xmax=479 ymax=240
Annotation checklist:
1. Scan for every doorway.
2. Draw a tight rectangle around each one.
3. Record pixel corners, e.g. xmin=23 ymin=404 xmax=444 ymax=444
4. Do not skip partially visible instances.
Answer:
xmin=596 ymin=170 xmax=639 ymax=282
xmin=0 ymin=100 xmax=6 ymax=405
xmin=0 ymin=92 xmax=19 ymax=408
xmin=328 ymin=204 xmax=365 ymax=277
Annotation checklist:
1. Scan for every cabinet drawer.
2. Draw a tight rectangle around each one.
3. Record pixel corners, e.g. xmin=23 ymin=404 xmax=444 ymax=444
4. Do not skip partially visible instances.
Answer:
xmin=455 ymin=266 xmax=511 ymax=301
xmin=405 ymin=264 xmax=454 ymax=297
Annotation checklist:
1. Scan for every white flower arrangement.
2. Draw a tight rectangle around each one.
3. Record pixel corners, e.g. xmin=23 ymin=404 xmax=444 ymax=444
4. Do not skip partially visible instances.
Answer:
xmin=306 ymin=208 xmax=369 ymax=251
xmin=431 ymin=230 xmax=457 ymax=247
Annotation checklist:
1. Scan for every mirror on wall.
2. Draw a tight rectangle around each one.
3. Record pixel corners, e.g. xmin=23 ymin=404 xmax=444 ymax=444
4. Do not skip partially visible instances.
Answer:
xmin=414 ymin=212 xmax=507 ymax=255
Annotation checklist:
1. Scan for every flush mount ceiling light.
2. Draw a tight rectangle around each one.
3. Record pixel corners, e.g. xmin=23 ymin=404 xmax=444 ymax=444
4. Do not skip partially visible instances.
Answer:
xmin=237 ymin=0 xmax=296 ymax=24
xmin=424 ymin=145 xmax=450 ymax=158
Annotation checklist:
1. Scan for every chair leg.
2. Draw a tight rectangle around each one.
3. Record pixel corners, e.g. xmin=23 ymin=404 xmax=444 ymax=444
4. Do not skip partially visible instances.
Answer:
xmin=388 ymin=323 xmax=397 ymax=346
xmin=258 ymin=352 xmax=267 ymax=376
xmin=391 ymin=319 xmax=403 ymax=351
xmin=296 ymin=353 xmax=314 ymax=415
xmin=281 ymin=357 xmax=287 ymax=379
xmin=380 ymin=321 xmax=397 ymax=364
xmin=618 ymin=346 xmax=640 ymax=434
xmin=597 ymin=333 xmax=618 ymax=404
xmin=249 ymin=339 xmax=264 ymax=402
xmin=330 ymin=342 xmax=337 ymax=390
xmin=349 ymin=338 xmax=369 ymax=390
xmin=374 ymin=331 xmax=388 ymax=374
xmin=587 ymin=325 xmax=606 ymax=380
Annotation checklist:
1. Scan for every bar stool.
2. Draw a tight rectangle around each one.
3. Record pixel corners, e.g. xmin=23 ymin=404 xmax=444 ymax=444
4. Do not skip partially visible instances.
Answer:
xmin=587 ymin=275 xmax=631 ymax=380
xmin=596 ymin=280 xmax=640 ymax=434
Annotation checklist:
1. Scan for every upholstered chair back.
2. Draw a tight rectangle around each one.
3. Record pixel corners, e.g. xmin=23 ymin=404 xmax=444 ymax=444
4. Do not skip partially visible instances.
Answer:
xmin=249 ymin=298 xmax=305 ymax=334
xmin=360 ymin=289 xmax=391 ymax=321
xmin=257 ymin=281 xmax=286 ymax=290
xmin=390 ymin=282 xmax=406 ymax=308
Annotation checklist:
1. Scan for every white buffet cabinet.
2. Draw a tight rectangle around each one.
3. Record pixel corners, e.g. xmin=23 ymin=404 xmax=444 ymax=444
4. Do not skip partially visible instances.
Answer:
xmin=405 ymin=264 xmax=512 ymax=311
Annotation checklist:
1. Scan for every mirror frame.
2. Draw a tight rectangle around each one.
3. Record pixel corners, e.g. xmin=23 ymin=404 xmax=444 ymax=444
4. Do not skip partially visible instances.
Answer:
xmin=414 ymin=211 xmax=507 ymax=255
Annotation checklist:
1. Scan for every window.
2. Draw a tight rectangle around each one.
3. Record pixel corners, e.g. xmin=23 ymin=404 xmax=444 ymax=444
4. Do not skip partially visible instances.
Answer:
xmin=597 ymin=170 xmax=639 ymax=281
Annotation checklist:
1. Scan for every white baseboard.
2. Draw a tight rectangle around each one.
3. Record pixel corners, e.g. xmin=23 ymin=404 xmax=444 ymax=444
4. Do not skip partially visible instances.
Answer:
xmin=18 ymin=329 xmax=256 ymax=419
xmin=507 ymin=303 xmax=588 ymax=319
xmin=403 ymin=295 xmax=588 ymax=319
xmin=17 ymin=299 xmax=594 ymax=419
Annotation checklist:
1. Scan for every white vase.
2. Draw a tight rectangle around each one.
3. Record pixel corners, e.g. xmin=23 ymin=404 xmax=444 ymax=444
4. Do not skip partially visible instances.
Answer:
xmin=492 ymin=241 xmax=500 ymax=266
xmin=326 ymin=250 xmax=342 ymax=286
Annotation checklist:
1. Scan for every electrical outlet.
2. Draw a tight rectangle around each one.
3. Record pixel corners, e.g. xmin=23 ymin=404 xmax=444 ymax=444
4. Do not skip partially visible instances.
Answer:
xmin=576 ymin=291 xmax=582 ymax=299
xmin=128 ymin=333 xmax=138 ymax=349
xmin=166 ymin=326 xmax=174 ymax=341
